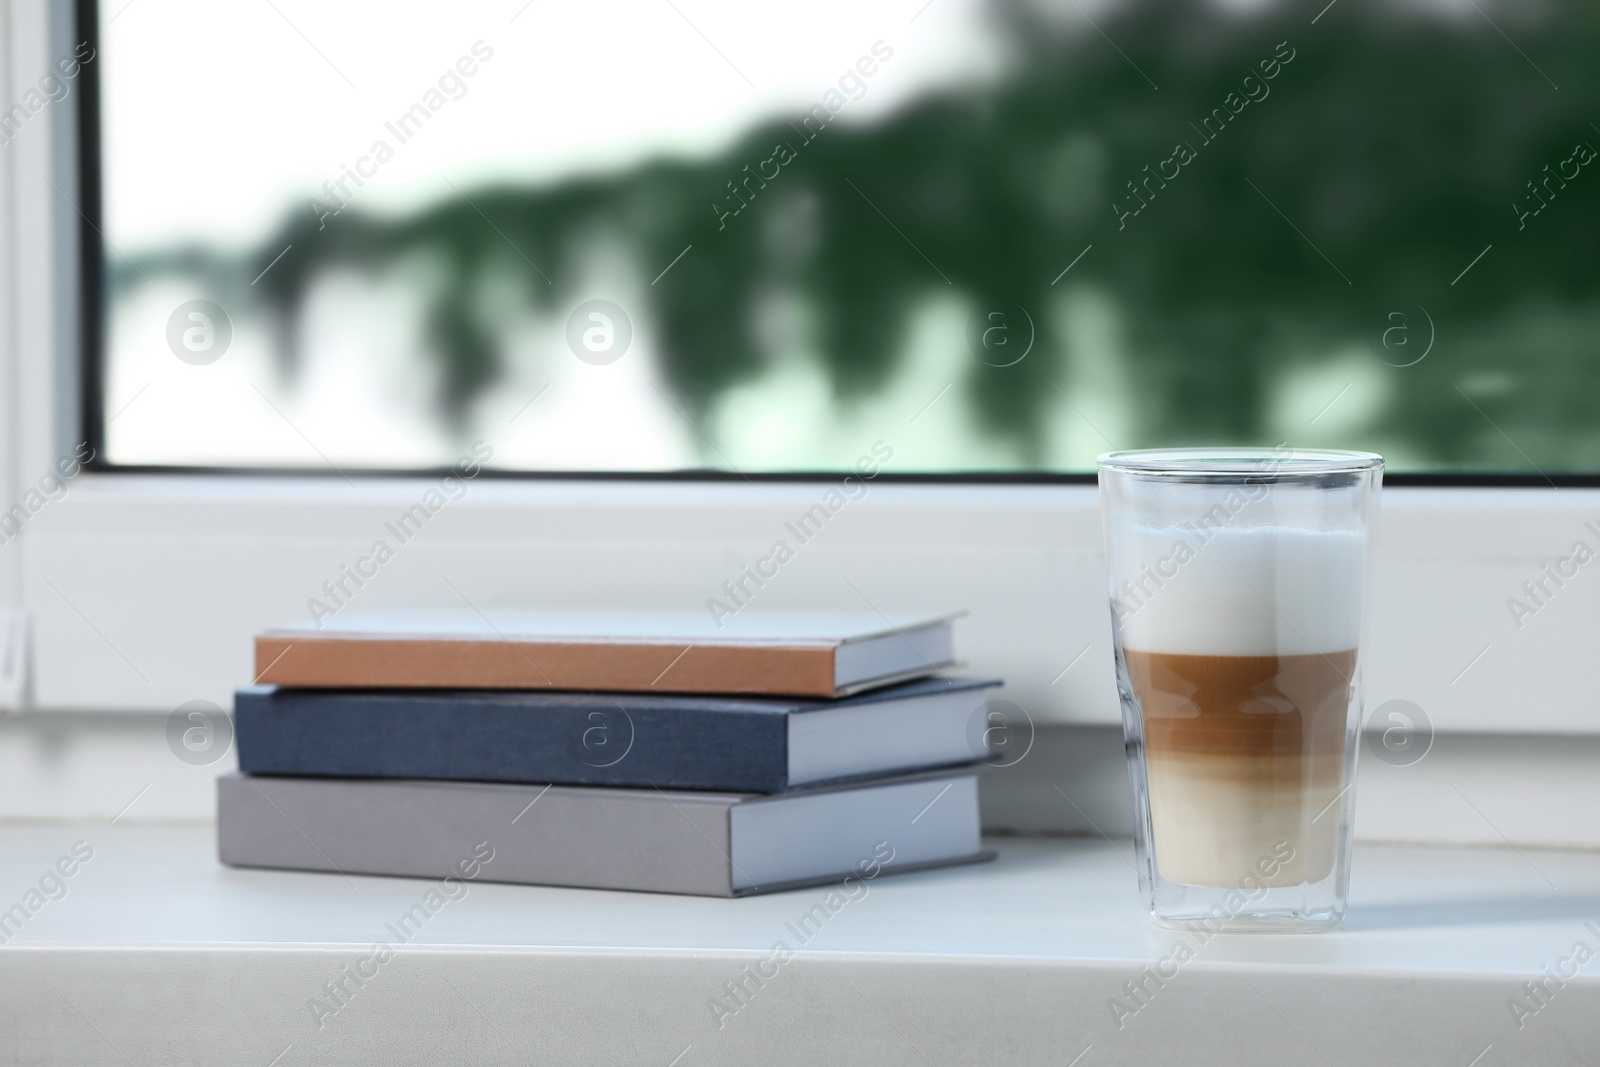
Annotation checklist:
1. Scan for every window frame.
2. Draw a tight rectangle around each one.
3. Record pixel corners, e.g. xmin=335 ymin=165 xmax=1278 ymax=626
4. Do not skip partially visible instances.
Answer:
xmin=3 ymin=0 xmax=1596 ymax=737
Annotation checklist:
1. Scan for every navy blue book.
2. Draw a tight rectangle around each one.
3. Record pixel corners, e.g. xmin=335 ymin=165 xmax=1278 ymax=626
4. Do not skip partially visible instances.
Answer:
xmin=233 ymin=677 xmax=1001 ymax=793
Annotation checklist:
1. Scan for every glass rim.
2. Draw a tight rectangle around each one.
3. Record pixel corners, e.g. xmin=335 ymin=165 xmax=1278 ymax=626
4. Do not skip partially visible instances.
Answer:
xmin=1097 ymin=447 xmax=1384 ymax=477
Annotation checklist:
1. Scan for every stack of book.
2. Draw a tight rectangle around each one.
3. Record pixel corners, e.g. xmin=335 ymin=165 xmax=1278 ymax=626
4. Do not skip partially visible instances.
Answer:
xmin=219 ymin=609 xmax=1001 ymax=896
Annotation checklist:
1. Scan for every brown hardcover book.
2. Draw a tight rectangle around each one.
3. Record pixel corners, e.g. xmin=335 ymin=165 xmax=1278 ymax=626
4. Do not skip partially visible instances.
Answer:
xmin=254 ymin=608 xmax=958 ymax=697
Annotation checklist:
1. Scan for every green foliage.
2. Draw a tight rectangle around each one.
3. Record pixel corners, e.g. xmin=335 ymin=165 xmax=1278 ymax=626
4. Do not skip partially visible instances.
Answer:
xmin=117 ymin=0 xmax=1600 ymax=470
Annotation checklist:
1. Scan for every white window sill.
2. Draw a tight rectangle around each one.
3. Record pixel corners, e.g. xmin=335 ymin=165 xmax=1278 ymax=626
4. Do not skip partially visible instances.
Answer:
xmin=3 ymin=826 xmax=1592 ymax=1063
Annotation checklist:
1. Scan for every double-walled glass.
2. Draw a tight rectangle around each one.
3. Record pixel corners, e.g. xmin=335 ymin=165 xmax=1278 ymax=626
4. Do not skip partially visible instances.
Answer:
xmin=1099 ymin=448 xmax=1382 ymax=930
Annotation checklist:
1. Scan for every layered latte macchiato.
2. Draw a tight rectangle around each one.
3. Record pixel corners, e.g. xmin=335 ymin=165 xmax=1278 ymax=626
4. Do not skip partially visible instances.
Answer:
xmin=1117 ymin=525 xmax=1362 ymax=889
xmin=1101 ymin=447 xmax=1381 ymax=929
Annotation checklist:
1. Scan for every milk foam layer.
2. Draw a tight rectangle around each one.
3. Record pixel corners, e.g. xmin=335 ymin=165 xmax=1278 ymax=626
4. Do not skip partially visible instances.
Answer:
xmin=1113 ymin=524 xmax=1364 ymax=657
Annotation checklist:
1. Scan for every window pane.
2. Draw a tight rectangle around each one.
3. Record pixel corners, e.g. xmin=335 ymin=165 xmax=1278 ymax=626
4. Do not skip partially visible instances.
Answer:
xmin=94 ymin=0 xmax=1600 ymax=474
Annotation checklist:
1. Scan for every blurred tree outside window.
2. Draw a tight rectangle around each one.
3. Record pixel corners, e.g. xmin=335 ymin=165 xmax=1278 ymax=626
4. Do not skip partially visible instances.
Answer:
xmin=94 ymin=0 xmax=1600 ymax=475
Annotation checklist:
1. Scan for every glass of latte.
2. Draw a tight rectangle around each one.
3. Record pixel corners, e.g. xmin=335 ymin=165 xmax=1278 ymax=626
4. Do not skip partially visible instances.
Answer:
xmin=1098 ymin=448 xmax=1382 ymax=930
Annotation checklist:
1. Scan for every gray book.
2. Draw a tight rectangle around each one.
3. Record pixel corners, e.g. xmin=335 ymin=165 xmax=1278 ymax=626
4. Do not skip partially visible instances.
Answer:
xmin=217 ymin=769 xmax=988 ymax=897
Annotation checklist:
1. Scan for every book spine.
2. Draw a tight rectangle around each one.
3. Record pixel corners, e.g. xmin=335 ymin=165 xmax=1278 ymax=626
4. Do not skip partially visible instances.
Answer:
xmin=218 ymin=775 xmax=739 ymax=896
xmin=253 ymin=637 xmax=840 ymax=697
xmin=234 ymin=690 xmax=791 ymax=793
